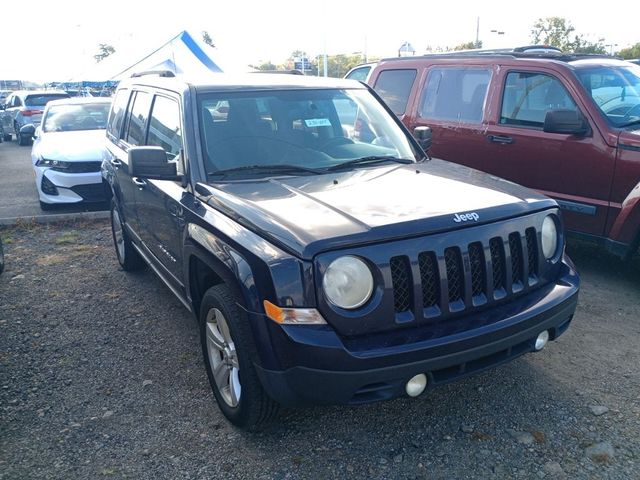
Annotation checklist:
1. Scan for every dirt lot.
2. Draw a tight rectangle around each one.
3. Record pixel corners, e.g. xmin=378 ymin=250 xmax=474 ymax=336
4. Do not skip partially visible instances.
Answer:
xmin=1 ymin=219 xmax=639 ymax=479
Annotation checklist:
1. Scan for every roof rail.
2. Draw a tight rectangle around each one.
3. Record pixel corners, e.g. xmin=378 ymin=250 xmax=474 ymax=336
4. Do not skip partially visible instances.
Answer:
xmin=130 ymin=70 xmax=176 ymax=78
xmin=250 ymin=69 xmax=304 ymax=75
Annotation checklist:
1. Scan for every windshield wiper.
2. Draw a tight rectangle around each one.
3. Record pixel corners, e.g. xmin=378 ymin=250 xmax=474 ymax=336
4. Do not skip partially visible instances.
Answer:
xmin=326 ymin=156 xmax=415 ymax=172
xmin=208 ymin=164 xmax=324 ymax=178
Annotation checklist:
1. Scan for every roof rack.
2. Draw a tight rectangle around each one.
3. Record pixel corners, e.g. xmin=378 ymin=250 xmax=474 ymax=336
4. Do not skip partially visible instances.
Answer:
xmin=130 ymin=70 xmax=176 ymax=78
xmin=380 ymin=49 xmax=617 ymax=63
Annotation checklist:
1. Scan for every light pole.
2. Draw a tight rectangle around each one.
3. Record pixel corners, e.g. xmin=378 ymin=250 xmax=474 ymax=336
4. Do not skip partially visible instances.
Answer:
xmin=605 ymin=43 xmax=618 ymax=56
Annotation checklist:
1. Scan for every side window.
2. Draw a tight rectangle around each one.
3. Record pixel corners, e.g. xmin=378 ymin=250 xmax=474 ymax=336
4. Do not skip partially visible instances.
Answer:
xmin=147 ymin=95 xmax=183 ymax=165
xmin=500 ymin=72 xmax=577 ymax=128
xmin=345 ymin=66 xmax=371 ymax=82
xmin=106 ymin=89 xmax=130 ymax=141
xmin=419 ymin=68 xmax=491 ymax=123
xmin=12 ymin=96 xmax=22 ymax=107
xmin=373 ymin=69 xmax=417 ymax=115
xmin=125 ymin=91 xmax=152 ymax=146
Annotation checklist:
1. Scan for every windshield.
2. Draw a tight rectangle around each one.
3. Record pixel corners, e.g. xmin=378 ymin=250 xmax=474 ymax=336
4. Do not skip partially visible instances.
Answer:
xmin=576 ymin=64 xmax=640 ymax=127
xmin=197 ymin=88 xmax=419 ymax=177
xmin=25 ymin=94 xmax=70 ymax=107
xmin=43 ymin=103 xmax=111 ymax=132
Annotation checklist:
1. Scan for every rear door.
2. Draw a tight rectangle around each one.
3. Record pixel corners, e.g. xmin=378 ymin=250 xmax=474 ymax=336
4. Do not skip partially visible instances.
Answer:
xmin=407 ymin=65 xmax=494 ymax=169
xmin=134 ymin=93 xmax=187 ymax=284
xmin=482 ymin=67 xmax=616 ymax=236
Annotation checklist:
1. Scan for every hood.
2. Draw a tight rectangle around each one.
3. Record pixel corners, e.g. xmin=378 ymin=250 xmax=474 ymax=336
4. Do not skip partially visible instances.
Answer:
xmin=34 ymin=130 xmax=106 ymax=161
xmin=200 ymin=159 xmax=557 ymax=259
xmin=618 ymin=127 xmax=640 ymax=151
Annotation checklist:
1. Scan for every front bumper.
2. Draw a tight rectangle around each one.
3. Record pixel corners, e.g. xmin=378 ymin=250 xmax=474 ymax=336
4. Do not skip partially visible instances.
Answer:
xmin=253 ymin=257 xmax=579 ymax=407
xmin=34 ymin=167 xmax=107 ymax=204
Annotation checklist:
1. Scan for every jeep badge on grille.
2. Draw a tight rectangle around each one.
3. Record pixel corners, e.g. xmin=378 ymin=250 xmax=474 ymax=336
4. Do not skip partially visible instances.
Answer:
xmin=453 ymin=212 xmax=480 ymax=222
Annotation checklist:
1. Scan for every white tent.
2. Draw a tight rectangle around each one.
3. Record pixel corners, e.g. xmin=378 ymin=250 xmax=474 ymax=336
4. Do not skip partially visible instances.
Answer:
xmin=70 ymin=30 xmax=251 ymax=82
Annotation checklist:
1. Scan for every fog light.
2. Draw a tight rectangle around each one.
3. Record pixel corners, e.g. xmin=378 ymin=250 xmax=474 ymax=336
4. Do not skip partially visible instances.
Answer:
xmin=41 ymin=174 xmax=59 ymax=196
xmin=535 ymin=330 xmax=550 ymax=351
xmin=405 ymin=373 xmax=428 ymax=397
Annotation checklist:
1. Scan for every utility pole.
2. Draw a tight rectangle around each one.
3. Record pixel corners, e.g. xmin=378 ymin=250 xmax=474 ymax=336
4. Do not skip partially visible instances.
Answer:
xmin=476 ymin=17 xmax=480 ymax=48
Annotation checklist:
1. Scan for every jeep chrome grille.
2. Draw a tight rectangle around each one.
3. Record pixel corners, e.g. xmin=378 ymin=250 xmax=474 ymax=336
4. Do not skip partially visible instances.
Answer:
xmin=390 ymin=227 xmax=541 ymax=318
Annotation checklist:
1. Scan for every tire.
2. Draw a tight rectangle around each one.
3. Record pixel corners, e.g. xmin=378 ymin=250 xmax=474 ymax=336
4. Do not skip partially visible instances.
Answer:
xmin=0 ymin=237 xmax=4 ymax=275
xmin=110 ymin=200 xmax=144 ymax=271
xmin=39 ymin=200 xmax=55 ymax=211
xmin=2 ymin=134 xmax=10 ymax=142
xmin=200 ymin=284 xmax=279 ymax=430
xmin=17 ymin=134 xmax=30 ymax=146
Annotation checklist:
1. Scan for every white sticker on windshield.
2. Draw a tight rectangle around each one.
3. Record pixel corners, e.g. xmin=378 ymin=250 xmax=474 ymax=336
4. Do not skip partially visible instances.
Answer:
xmin=304 ymin=118 xmax=331 ymax=127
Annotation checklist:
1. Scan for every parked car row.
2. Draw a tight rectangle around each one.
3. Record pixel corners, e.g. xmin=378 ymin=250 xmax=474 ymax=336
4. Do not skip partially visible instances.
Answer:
xmin=353 ymin=51 xmax=640 ymax=260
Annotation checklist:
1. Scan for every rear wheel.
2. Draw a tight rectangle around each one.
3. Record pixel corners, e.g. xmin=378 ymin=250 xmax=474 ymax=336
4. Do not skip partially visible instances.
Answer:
xmin=110 ymin=200 xmax=144 ymax=271
xmin=200 ymin=284 xmax=279 ymax=430
xmin=2 ymin=133 xmax=10 ymax=142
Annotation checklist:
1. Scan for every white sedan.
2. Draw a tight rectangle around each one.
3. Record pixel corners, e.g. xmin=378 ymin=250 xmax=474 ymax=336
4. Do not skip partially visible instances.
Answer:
xmin=31 ymin=97 xmax=111 ymax=210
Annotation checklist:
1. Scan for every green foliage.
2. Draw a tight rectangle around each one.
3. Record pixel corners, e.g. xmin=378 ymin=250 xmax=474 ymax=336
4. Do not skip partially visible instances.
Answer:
xmin=201 ymin=31 xmax=215 ymax=48
xmin=454 ymin=40 xmax=483 ymax=51
xmin=617 ymin=43 xmax=640 ymax=59
xmin=254 ymin=61 xmax=278 ymax=71
xmin=94 ymin=44 xmax=115 ymax=63
xmin=530 ymin=17 xmax=606 ymax=54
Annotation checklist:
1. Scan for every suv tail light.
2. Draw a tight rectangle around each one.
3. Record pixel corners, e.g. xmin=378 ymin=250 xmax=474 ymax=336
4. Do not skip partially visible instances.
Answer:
xmin=22 ymin=109 xmax=42 ymax=117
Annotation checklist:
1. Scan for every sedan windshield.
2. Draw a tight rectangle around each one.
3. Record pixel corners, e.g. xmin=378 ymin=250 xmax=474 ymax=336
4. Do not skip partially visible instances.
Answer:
xmin=576 ymin=64 xmax=640 ymax=127
xmin=198 ymin=88 xmax=419 ymax=177
xmin=43 ymin=103 xmax=111 ymax=132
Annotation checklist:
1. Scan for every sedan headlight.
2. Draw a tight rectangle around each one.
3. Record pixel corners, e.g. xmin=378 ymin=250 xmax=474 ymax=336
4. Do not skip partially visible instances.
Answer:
xmin=322 ymin=256 xmax=374 ymax=309
xmin=541 ymin=215 xmax=559 ymax=259
xmin=35 ymin=158 xmax=70 ymax=170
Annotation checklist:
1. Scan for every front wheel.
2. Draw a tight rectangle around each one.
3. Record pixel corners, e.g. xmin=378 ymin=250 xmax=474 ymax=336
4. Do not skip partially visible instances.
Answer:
xmin=200 ymin=284 xmax=279 ymax=430
xmin=110 ymin=200 xmax=144 ymax=271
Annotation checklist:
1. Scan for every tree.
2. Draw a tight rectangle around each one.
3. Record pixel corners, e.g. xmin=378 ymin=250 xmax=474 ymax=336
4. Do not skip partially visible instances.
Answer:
xmin=530 ymin=17 xmax=605 ymax=54
xmin=94 ymin=44 xmax=115 ymax=63
xmin=617 ymin=43 xmax=640 ymax=59
xmin=453 ymin=40 xmax=482 ymax=51
xmin=201 ymin=31 xmax=215 ymax=48
xmin=254 ymin=61 xmax=278 ymax=71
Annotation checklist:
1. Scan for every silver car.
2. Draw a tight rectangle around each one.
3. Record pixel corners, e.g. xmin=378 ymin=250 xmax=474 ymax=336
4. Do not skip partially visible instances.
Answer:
xmin=1 ymin=90 xmax=70 ymax=144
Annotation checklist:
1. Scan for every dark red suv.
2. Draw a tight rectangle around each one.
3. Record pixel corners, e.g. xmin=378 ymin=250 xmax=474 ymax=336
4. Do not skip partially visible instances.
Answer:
xmin=367 ymin=53 xmax=640 ymax=259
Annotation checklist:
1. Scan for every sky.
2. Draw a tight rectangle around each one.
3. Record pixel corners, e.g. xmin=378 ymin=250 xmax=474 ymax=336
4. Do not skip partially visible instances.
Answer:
xmin=4 ymin=0 xmax=639 ymax=82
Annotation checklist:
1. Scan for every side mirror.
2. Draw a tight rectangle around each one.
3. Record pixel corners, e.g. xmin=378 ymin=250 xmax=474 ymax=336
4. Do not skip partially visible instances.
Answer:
xmin=543 ymin=109 xmax=588 ymax=135
xmin=19 ymin=124 xmax=36 ymax=138
xmin=129 ymin=146 xmax=179 ymax=180
xmin=413 ymin=126 xmax=432 ymax=151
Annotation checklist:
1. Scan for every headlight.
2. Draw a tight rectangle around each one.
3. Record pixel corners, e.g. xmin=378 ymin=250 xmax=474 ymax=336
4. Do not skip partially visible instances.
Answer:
xmin=541 ymin=215 xmax=559 ymax=259
xmin=36 ymin=158 xmax=70 ymax=170
xmin=322 ymin=256 xmax=374 ymax=309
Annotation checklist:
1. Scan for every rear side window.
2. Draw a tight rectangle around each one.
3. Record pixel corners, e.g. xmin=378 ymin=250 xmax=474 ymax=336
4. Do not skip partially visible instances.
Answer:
xmin=345 ymin=66 xmax=371 ymax=82
xmin=125 ymin=91 xmax=152 ymax=146
xmin=107 ymin=89 xmax=130 ymax=140
xmin=373 ymin=69 xmax=417 ymax=115
xmin=419 ymin=68 xmax=491 ymax=123
xmin=147 ymin=95 xmax=182 ymax=161
xmin=500 ymin=72 xmax=577 ymax=128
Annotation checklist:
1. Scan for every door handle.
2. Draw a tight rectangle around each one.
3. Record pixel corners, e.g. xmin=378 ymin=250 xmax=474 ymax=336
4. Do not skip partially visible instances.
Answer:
xmin=132 ymin=177 xmax=147 ymax=189
xmin=487 ymin=135 xmax=514 ymax=144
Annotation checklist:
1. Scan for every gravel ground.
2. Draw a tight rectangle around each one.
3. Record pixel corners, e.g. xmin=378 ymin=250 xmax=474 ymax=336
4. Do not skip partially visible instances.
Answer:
xmin=1 ymin=219 xmax=639 ymax=479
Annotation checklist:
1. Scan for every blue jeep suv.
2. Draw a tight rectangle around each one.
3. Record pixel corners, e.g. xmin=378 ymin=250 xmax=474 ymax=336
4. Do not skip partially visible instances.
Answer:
xmin=102 ymin=72 xmax=579 ymax=430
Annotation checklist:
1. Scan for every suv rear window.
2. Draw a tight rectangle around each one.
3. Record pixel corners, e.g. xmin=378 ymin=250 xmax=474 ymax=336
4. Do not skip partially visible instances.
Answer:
xmin=373 ymin=69 xmax=416 ymax=115
xmin=25 ymin=94 xmax=69 ymax=107
xmin=419 ymin=68 xmax=491 ymax=123
xmin=500 ymin=72 xmax=577 ymax=128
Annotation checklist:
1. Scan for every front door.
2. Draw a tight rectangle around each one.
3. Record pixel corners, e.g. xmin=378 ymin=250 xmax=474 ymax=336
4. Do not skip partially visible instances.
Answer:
xmin=483 ymin=68 xmax=616 ymax=236
xmin=133 ymin=93 xmax=187 ymax=286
